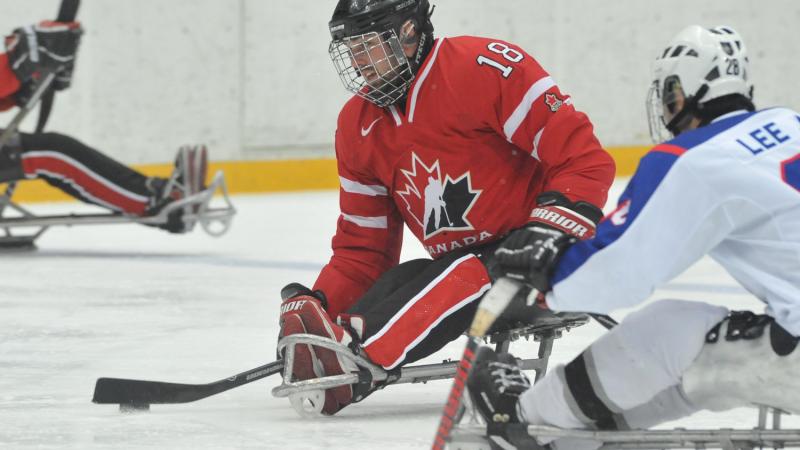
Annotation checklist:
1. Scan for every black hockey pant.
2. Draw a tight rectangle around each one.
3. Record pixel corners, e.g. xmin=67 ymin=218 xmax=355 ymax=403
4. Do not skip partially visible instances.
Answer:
xmin=344 ymin=242 xmax=503 ymax=370
xmin=1 ymin=131 xmax=155 ymax=215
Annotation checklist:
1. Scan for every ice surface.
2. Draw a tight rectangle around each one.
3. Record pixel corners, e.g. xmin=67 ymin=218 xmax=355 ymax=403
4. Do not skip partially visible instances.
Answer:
xmin=0 ymin=181 xmax=797 ymax=449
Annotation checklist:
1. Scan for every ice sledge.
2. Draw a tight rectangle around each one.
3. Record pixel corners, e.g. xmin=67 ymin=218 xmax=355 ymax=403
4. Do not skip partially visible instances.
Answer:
xmin=448 ymin=407 xmax=800 ymax=450
xmin=272 ymin=312 xmax=590 ymax=418
xmin=447 ymin=377 xmax=800 ymax=450
xmin=0 ymin=170 xmax=236 ymax=249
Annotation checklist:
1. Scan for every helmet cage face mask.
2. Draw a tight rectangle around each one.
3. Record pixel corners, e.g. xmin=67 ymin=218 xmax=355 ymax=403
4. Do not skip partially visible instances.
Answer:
xmin=647 ymin=75 xmax=690 ymax=143
xmin=647 ymin=80 xmax=668 ymax=144
xmin=329 ymin=29 xmax=414 ymax=108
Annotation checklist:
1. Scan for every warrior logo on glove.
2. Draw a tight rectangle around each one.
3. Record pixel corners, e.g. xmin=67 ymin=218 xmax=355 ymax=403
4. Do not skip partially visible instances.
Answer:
xmin=397 ymin=153 xmax=482 ymax=239
xmin=530 ymin=206 xmax=593 ymax=239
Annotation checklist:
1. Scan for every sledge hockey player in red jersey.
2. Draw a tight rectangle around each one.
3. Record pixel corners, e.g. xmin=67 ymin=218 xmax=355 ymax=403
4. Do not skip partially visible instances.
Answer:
xmin=277 ymin=0 xmax=615 ymax=415
xmin=467 ymin=25 xmax=800 ymax=449
xmin=0 ymin=21 xmax=210 ymax=233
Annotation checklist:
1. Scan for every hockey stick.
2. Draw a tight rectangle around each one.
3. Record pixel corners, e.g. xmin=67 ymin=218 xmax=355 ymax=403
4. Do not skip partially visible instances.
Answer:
xmin=92 ymin=360 xmax=284 ymax=410
xmin=432 ymin=277 xmax=522 ymax=450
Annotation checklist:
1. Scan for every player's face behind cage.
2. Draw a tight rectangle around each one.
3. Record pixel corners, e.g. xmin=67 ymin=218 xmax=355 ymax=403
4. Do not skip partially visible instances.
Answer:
xmin=647 ymin=75 xmax=688 ymax=143
xmin=329 ymin=29 xmax=414 ymax=107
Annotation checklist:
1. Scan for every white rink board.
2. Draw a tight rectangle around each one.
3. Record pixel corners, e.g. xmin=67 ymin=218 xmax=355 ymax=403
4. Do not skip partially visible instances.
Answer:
xmin=1 ymin=1 xmax=799 ymax=162
xmin=1 ymin=180 xmax=798 ymax=449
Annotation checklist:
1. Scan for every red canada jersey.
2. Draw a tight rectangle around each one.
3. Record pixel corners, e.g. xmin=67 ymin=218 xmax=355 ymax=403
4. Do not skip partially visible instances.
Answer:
xmin=315 ymin=36 xmax=615 ymax=317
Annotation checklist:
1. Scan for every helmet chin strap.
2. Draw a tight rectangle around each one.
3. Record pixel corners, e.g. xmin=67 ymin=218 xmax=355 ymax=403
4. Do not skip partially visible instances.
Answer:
xmin=665 ymin=83 xmax=710 ymax=137
xmin=408 ymin=26 xmax=433 ymax=73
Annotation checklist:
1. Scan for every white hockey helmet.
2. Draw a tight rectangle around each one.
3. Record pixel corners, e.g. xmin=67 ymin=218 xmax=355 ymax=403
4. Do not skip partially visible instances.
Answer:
xmin=647 ymin=25 xmax=753 ymax=142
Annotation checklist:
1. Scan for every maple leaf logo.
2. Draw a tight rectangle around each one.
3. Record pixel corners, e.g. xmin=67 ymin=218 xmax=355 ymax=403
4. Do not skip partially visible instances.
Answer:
xmin=545 ymin=93 xmax=564 ymax=112
xmin=396 ymin=153 xmax=481 ymax=239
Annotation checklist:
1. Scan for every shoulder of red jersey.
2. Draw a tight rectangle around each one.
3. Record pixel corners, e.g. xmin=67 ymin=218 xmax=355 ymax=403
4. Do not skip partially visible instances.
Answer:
xmin=433 ymin=35 xmax=550 ymax=92
xmin=334 ymin=94 xmax=385 ymax=179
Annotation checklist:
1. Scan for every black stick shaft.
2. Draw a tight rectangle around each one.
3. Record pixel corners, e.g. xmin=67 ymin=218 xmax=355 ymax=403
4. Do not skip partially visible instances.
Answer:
xmin=36 ymin=0 xmax=81 ymax=133
xmin=57 ymin=0 xmax=80 ymax=21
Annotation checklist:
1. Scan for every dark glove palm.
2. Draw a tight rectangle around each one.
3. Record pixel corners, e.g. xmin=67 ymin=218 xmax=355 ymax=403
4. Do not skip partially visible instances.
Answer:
xmin=493 ymin=224 xmax=576 ymax=294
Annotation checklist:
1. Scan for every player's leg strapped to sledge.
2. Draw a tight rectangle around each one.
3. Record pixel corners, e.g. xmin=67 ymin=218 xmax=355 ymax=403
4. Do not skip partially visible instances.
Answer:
xmin=13 ymin=131 xmax=158 ymax=216
xmin=276 ymin=244 xmax=591 ymax=417
xmin=0 ymin=130 xmax=228 ymax=235
xmin=519 ymin=300 xmax=728 ymax=433
xmin=468 ymin=299 xmax=800 ymax=449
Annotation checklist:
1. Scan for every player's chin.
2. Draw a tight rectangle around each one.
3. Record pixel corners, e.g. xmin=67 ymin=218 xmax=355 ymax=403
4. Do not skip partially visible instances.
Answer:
xmin=364 ymin=73 xmax=383 ymax=86
xmin=365 ymin=73 xmax=399 ymax=91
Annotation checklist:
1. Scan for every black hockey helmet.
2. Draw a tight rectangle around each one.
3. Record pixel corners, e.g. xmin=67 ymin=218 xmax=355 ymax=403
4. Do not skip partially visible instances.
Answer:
xmin=329 ymin=0 xmax=434 ymax=44
xmin=328 ymin=0 xmax=435 ymax=107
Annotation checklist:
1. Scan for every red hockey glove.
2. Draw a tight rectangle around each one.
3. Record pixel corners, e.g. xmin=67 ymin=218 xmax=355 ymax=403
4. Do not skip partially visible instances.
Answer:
xmin=5 ymin=21 xmax=83 ymax=104
xmin=277 ymin=283 xmax=356 ymax=415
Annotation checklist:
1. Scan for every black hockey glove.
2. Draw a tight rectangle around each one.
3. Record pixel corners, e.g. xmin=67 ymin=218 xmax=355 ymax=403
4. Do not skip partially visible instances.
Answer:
xmin=4 ymin=21 xmax=83 ymax=104
xmin=494 ymin=224 xmax=576 ymax=296
xmin=493 ymin=192 xmax=602 ymax=296
xmin=280 ymin=282 xmax=328 ymax=309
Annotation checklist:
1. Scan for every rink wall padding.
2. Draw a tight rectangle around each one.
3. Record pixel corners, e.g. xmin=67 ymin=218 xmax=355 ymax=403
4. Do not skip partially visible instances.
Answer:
xmin=4 ymin=146 xmax=648 ymax=203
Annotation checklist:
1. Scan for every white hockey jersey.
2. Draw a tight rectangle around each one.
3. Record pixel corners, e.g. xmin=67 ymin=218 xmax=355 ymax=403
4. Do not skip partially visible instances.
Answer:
xmin=548 ymin=108 xmax=800 ymax=335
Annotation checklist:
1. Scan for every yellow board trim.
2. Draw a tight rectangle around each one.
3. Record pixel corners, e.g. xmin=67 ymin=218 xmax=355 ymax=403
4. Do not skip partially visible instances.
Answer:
xmin=7 ymin=146 xmax=650 ymax=203
xmin=607 ymin=145 xmax=650 ymax=178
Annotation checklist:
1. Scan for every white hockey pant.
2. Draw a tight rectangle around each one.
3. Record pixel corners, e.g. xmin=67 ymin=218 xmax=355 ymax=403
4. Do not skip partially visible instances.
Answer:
xmin=519 ymin=299 xmax=800 ymax=448
xmin=683 ymin=310 xmax=800 ymax=414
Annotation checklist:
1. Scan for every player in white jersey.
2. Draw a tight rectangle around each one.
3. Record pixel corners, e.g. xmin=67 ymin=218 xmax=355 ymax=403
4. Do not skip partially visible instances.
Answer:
xmin=465 ymin=25 xmax=800 ymax=449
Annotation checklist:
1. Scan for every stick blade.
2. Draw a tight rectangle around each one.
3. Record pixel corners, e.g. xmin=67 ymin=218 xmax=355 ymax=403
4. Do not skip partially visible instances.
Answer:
xmin=92 ymin=377 xmax=208 ymax=404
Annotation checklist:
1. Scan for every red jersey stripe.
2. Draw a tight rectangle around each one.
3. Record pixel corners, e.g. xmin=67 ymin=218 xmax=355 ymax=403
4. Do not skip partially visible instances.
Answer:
xmin=651 ymin=144 xmax=688 ymax=156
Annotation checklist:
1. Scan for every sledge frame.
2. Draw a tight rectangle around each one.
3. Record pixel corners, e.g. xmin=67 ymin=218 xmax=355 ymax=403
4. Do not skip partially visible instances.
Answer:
xmin=272 ymin=315 xmax=591 ymax=410
xmin=448 ymin=376 xmax=800 ymax=450
xmin=0 ymin=171 xmax=236 ymax=247
xmin=449 ymin=410 xmax=800 ymax=450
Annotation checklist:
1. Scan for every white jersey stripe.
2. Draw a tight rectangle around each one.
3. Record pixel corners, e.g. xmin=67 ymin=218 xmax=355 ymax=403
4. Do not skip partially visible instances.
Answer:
xmin=339 ymin=176 xmax=388 ymax=196
xmin=503 ymin=76 xmax=555 ymax=143
xmin=408 ymin=38 xmax=446 ymax=124
xmin=531 ymin=127 xmax=545 ymax=161
xmin=342 ymin=213 xmax=388 ymax=229
xmin=388 ymin=105 xmax=403 ymax=126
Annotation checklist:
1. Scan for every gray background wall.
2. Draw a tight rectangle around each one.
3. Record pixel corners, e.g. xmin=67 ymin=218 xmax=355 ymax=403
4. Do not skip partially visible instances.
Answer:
xmin=0 ymin=0 xmax=797 ymax=164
